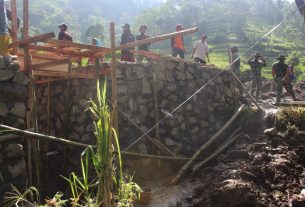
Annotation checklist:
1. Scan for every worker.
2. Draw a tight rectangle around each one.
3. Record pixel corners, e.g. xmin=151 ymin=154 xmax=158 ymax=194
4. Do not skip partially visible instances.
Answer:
xmin=230 ymin=47 xmax=240 ymax=75
xmin=171 ymin=24 xmax=185 ymax=59
xmin=120 ymin=23 xmax=135 ymax=62
xmin=0 ymin=0 xmax=20 ymax=56
xmin=87 ymin=38 xmax=102 ymax=65
xmin=136 ymin=25 xmax=151 ymax=63
xmin=272 ymin=55 xmax=297 ymax=105
xmin=191 ymin=34 xmax=209 ymax=64
xmin=57 ymin=23 xmax=73 ymax=42
xmin=247 ymin=52 xmax=267 ymax=101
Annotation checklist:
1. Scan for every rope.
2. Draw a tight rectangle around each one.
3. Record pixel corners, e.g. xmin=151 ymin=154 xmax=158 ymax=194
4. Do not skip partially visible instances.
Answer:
xmin=123 ymin=3 xmax=305 ymax=152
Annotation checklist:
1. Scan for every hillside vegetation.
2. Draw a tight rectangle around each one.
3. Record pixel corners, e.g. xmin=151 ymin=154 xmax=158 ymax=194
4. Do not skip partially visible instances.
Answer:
xmin=15 ymin=0 xmax=305 ymax=79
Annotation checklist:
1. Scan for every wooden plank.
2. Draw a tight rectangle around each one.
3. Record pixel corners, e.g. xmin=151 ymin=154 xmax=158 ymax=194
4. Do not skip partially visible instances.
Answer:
xmin=110 ymin=22 xmax=118 ymax=133
xmin=32 ymin=70 xmax=111 ymax=79
xmin=18 ymin=51 xmax=67 ymax=60
xmin=10 ymin=0 xmax=18 ymax=54
xmin=31 ymin=59 xmax=70 ymax=70
xmin=23 ymin=0 xmax=29 ymax=39
xmin=116 ymin=27 xmax=198 ymax=51
xmin=34 ymin=77 xmax=68 ymax=85
xmin=9 ymin=33 xmax=55 ymax=48
xmin=27 ymin=45 xmax=105 ymax=58
xmin=47 ymin=39 xmax=111 ymax=53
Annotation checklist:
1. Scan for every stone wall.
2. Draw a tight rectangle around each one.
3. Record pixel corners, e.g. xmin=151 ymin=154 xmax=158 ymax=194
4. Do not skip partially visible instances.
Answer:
xmin=35 ymin=58 xmax=240 ymax=171
xmin=0 ymin=57 xmax=28 ymax=200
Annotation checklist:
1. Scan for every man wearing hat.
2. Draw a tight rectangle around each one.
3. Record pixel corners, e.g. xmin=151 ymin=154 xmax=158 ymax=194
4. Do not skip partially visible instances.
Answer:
xmin=136 ymin=25 xmax=151 ymax=63
xmin=272 ymin=55 xmax=297 ymax=105
xmin=171 ymin=24 xmax=186 ymax=59
xmin=58 ymin=23 xmax=73 ymax=42
xmin=247 ymin=52 xmax=267 ymax=101
xmin=0 ymin=0 xmax=20 ymax=56
xmin=191 ymin=34 xmax=209 ymax=64
xmin=120 ymin=23 xmax=135 ymax=62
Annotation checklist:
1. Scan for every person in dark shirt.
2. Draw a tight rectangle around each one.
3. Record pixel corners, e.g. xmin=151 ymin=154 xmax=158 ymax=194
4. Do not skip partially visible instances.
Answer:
xmin=247 ymin=52 xmax=267 ymax=101
xmin=136 ymin=25 xmax=151 ymax=63
xmin=272 ymin=55 xmax=297 ymax=105
xmin=120 ymin=23 xmax=135 ymax=62
xmin=57 ymin=23 xmax=73 ymax=42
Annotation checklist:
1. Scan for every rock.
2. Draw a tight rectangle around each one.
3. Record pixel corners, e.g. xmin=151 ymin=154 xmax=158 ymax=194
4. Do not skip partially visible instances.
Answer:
xmin=191 ymin=127 xmax=200 ymax=135
xmin=75 ymin=125 xmax=85 ymax=135
xmin=55 ymin=118 xmax=62 ymax=131
xmin=168 ymin=95 xmax=177 ymax=102
xmin=176 ymin=62 xmax=185 ymax=72
xmin=185 ymin=71 xmax=193 ymax=80
xmin=86 ymin=123 xmax=95 ymax=132
xmin=0 ymin=101 xmax=9 ymax=117
xmin=118 ymin=84 xmax=128 ymax=94
xmin=81 ymin=135 xmax=90 ymax=143
xmin=140 ymin=105 xmax=148 ymax=117
xmin=8 ymin=60 xmax=20 ymax=71
xmin=176 ymin=71 xmax=185 ymax=81
xmin=128 ymin=98 xmax=138 ymax=112
xmin=186 ymin=104 xmax=193 ymax=111
xmin=13 ymin=72 xmax=28 ymax=85
xmin=201 ymin=121 xmax=209 ymax=128
xmin=8 ymin=160 xmax=27 ymax=178
xmin=77 ymin=112 xmax=88 ymax=124
xmin=0 ymin=70 xmax=14 ymax=82
xmin=142 ymin=80 xmax=152 ymax=95
xmin=264 ymin=127 xmax=277 ymax=137
xmin=1 ymin=85 xmax=27 ymax=101
xmin=10 ymin=103 xmax=26 ymax=118
xmin=0 ymin=57 xmax=5 ymax=69
xmin=138 ymin=143 xmax=148 ymax=154
xmin=71 ymin=105 xmax=80 ymax=115
xmin=70 ymin=133 xmax=80 ymax=141
xmin=171 ymin=128 xmax=179 ymax=136
xmin=5 ymin=144 xmax=24 ymax=158
xmin=55 ymin=103 xmax=65 ymax=114
xmin=165 ymin=138 xmax=175 ymax=147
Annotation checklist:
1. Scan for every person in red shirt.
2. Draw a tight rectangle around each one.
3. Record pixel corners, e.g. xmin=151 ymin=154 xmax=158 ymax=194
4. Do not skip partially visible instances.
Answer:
xmin=57 ymin=23 xmax=73 ymax=42
xmin=171 ymin=24 xmax=185 ymax=59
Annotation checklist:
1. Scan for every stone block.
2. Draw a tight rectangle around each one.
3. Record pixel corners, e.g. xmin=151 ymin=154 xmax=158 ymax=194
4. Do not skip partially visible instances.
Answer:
xmin=13 ymin=72 xmax=28 ymax=85
xmin=0 ymin=101 xmax=9 ymax=117
xmin=0 ymin=70 xmax=14 ymax=82
xmin=5 ymin=144 xmax=24 ymax=158
xmin=1 ymin=85 xmax=27 ymax=101
xmin=10 ymin=103 xmax=26 ymax=118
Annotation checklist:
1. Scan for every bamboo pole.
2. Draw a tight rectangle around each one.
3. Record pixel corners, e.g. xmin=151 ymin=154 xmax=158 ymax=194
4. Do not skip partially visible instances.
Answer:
xmin=170 ymin=104 xmax=247 ymax=185
xmin=192 ymin=129 xmax=243 ymax=173
xmin=229 ymin=71 xmax=262 ymax=111
xmin=31 ymin=59 xmax=69 ymax=70
xmin=9 ymin=32 xmax=55 ymax=48
xmin=10 ymin=0 xmax=18 ymax=54
xmin=115 ymin=107 xmax=176 ymax=157
xmin=110 ymin=22 xmax=118 ymax=134
xmin=0 ymin=124 xmax=198 ymax=161
xmin=115 ymin=27 xmax=198 ymax=51
xmin=23 ymin=0 xmax=32 ymax=187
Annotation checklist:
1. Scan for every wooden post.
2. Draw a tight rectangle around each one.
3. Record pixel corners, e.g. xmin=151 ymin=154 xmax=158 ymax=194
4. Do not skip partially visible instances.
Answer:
xmin=23 ymin=0 xmax=32 ymax=186
xmin=10 ymin=0 xmax=18 ymax=54
xmin=110 ymin=23 xmax=118 ymax=133
xmin=303 ymin=6 xmax=305 ymax=31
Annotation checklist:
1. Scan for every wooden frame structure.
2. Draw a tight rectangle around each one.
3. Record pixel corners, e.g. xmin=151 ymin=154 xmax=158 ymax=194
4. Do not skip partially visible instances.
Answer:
xmin=6 ymin=0 xmax=199 ymax=188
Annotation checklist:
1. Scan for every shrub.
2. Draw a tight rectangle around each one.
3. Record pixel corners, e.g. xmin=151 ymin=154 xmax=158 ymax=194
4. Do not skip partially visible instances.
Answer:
xmin=275 ymin=107 xmax=305 ymax=132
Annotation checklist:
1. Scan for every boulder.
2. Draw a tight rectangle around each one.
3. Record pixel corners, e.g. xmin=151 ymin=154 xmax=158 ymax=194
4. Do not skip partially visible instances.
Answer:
xmin=0 ymin=70 xmax=14 ymax=82
xmin=5 ymin=144 xmax=24 ymax=158
xmin=10 ymin=103 xmax=26 ymax=118
xmin=0 ymin=101 xmax=9 ymax=117
xmin=8 ymin=160 xmax=27 ymax=178
xmin=165 ymin=138 xmax=175 ymax=147
xmin=1 ymin=85 xmax=27 ymax=101
xmin=13 ymin=72 xmax=28 ymax=85
xmin=264 ymin=127 xmax=277 ymax=137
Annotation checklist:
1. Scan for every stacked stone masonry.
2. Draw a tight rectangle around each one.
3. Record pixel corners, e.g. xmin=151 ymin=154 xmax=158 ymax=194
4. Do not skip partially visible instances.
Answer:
xmin=36 ymin=58 xmax=240 ymax=168
xmin=0 ymin=57 xmax=28 ymax=200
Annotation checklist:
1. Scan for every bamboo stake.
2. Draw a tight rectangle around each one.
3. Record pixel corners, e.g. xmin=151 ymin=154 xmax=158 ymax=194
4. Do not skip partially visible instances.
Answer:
xmin=230 ymin=71 xmax=262 ymax=111
xmin=115 ymin=107 xmax=176 ymax=157
xmin=192 ymin=128 xmax=243 ymax=173
xmin=0 ymin=124 xmax=199 ymax=161
xmin=23 ymin=0 xmax=32 ymax=187
xmin=9 ymin=32 xmax=55 ymax=48
xmin=110 ymin=22 xmax=118 ymax=134
xmin=169 ymin=104 xmax=247 ymax=185
xmin=10 ymin=0 xmax=18 ymax=54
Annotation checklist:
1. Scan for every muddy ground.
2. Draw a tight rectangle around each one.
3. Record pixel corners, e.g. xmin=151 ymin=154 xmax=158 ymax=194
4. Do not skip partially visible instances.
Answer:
xmin=183 ymin=80 xmax=305 ymax=207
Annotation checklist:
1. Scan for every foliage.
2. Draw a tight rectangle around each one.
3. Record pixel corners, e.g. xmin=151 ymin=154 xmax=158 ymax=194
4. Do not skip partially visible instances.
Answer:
xmin=116 ymin=175 xmax=142 ymax=207
xmin=276 ymin=107 xmax=305 ymax=132
xmin=3 ymin=185 xmax=39 ymax=207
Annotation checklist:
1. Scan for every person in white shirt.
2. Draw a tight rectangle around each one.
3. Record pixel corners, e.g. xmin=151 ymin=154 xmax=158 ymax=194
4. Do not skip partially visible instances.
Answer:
xmin=191 ymin=34 xmax=209 ymax=64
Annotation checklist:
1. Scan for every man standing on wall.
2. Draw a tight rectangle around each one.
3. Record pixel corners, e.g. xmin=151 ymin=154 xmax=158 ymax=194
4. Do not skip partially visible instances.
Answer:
xmin=0 ymin=0 xmax=20 ymax=56
xmin=191 ymin=33 xmax=209 ymax=64
xmin=58 ymin=23 xmax=73 ymax=42
xmin=171 ymin=24 xmax=185 ymax=59
xmin=136 ymin=25 xmax=151 ymax=63
xmin=247 ymin=52 xmax=267 ymax=101
xmin=120 ymin=23 xmax=135 ymax=62
xmin=272 ymin=55 xmax=297 ymax=105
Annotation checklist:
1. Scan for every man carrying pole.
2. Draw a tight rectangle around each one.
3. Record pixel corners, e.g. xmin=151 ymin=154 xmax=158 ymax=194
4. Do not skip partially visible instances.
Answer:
xmin=0 ymin=0 xmax=20 ymax=57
